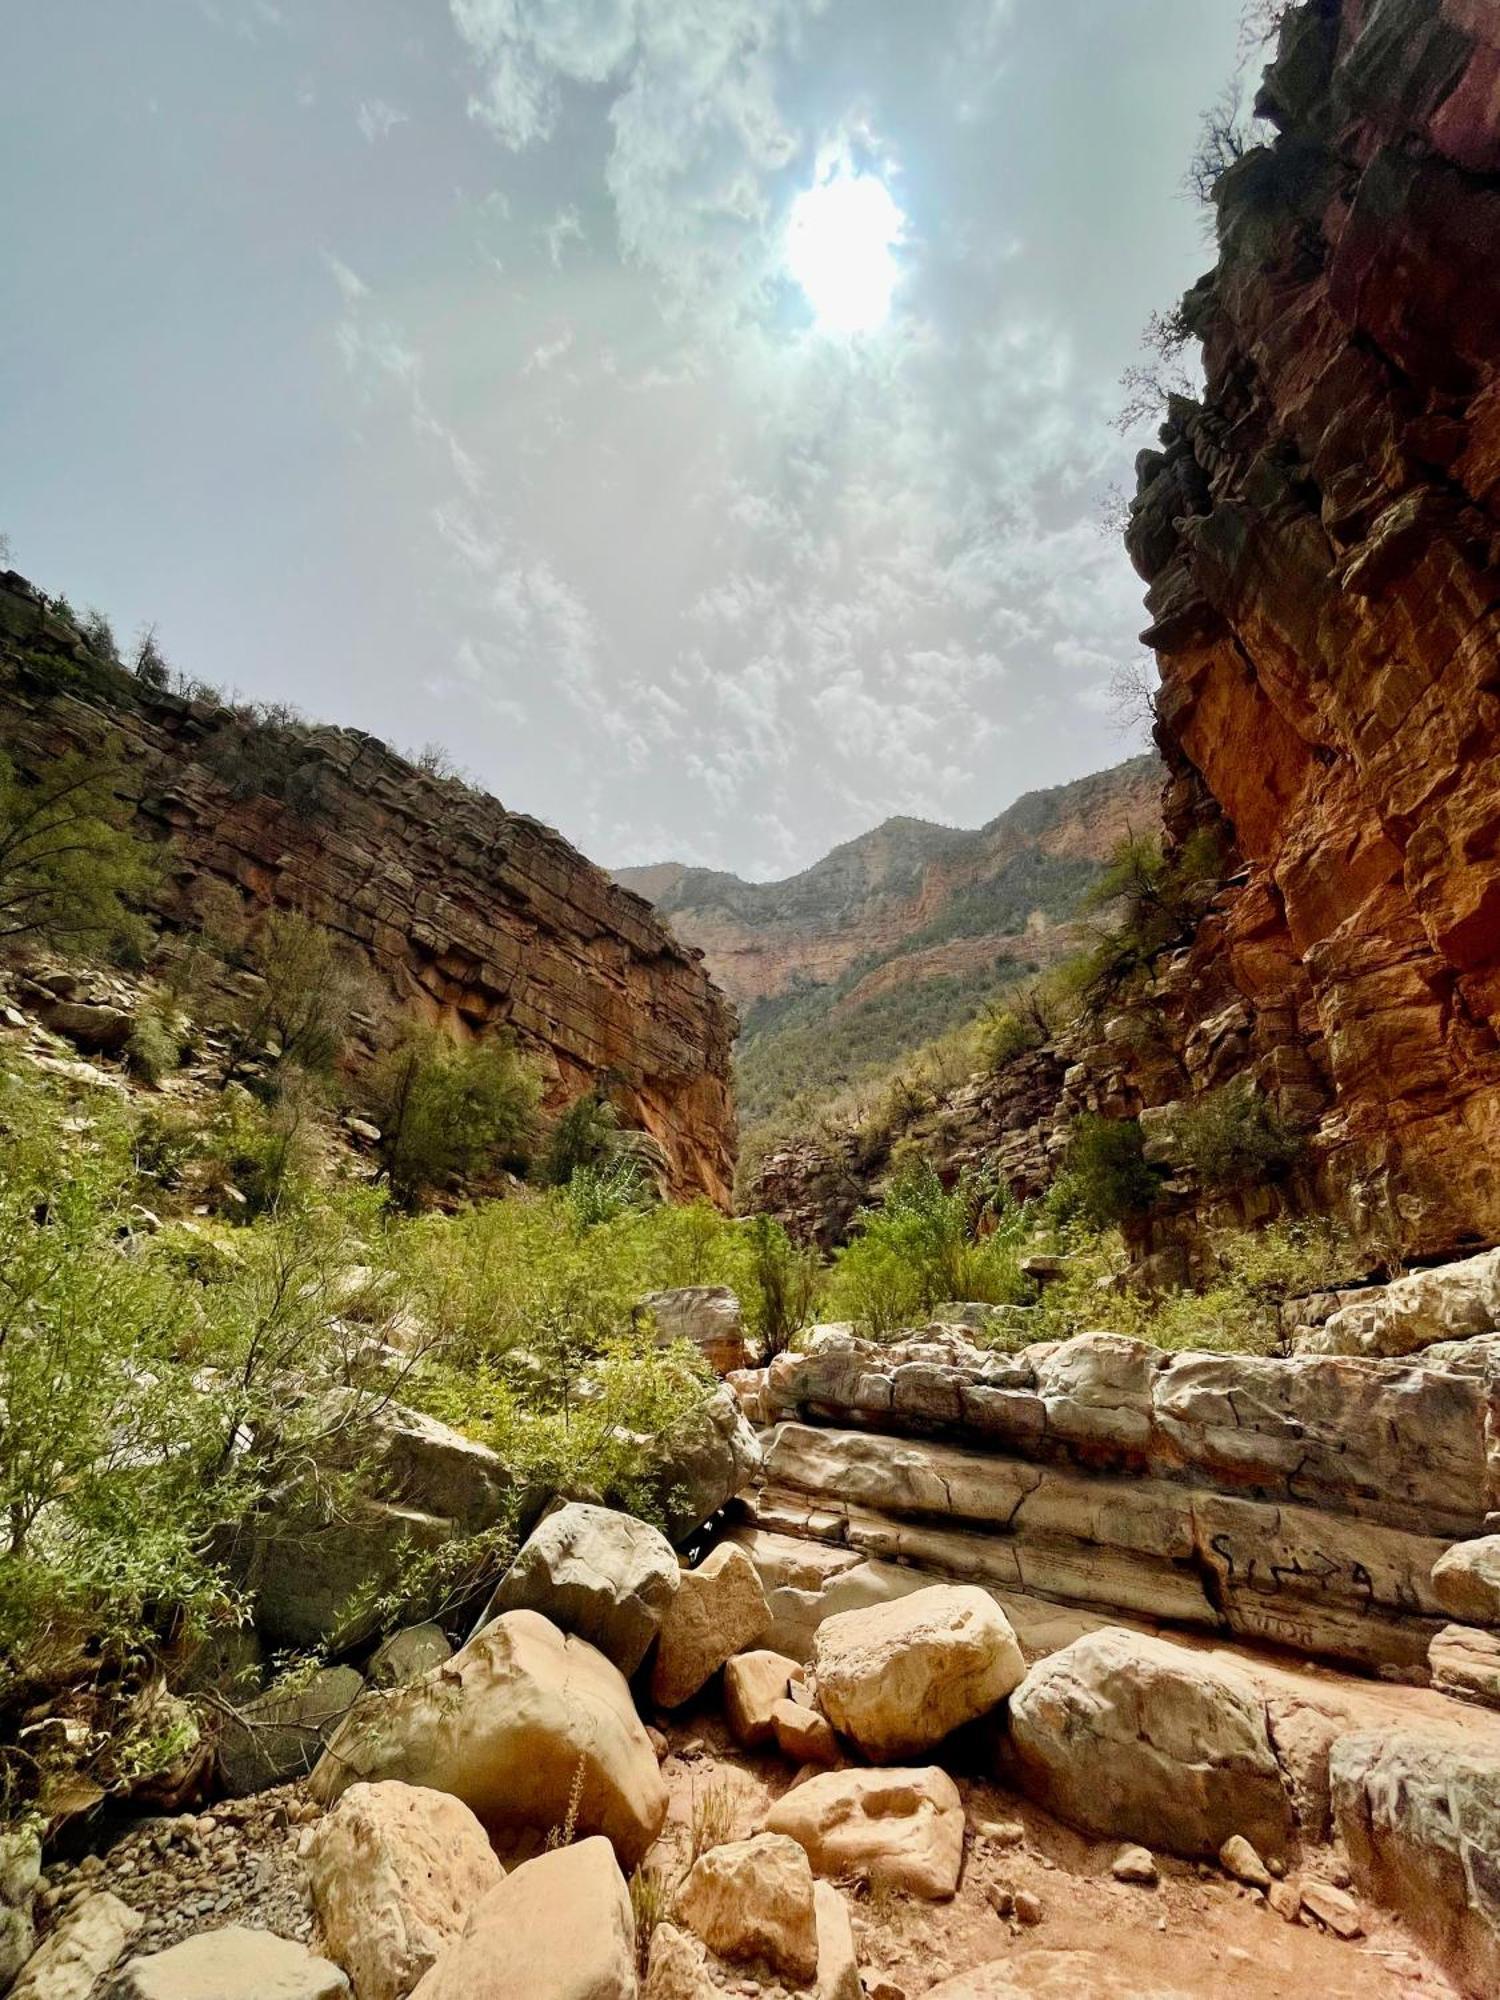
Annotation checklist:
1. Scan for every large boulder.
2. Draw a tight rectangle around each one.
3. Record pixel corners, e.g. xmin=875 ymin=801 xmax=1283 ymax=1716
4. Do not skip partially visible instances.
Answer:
xmin=8 ymin=1890 xmax=142 ymax=2000
xmin=760 ymin=1766 xmax=965 ymax=1900
xmin=408 ymin=1836 xmax=636 ymax=2000
xmin=650 ymin=1387 xmax=761 ymax=1543
xmin=243 ymin=1396 xmax=511 ymax=1652
xmin=114 ymin=1928 xmax=349 ymax=2000
xmin=1432 ymin=1535 xmax=1500 ymax=1624
xmin=643 ymin=1288 xmax=750 ymax=1376
xmin=812 ymin=1881 xmax=860 ymax=2000
xmin=651 ymin=1544 xmax=771 ymax=1708
xmin=1008 ymin=1629 xmax=1292 ymax=1858
xmin=0 ymin=1824 xmax=39 ymax=1992
xmin=311 ymin=1610 xmax=667 ymax=1868
xmin=1430 ymin=1623 xmax=1500 ymax=1707
xmin=216 ymin=1664 xmax=364 ymax=1798
xmin=1308 ymin=1249 xmax=1500 ymax=1357
xmin=306 ymin=1782 xmax=505 ymax=2000
xmin=369 ymin=1624 xmax=453 ymax=1690
xmin=812 ymin=1585 xmax=1025 ymax=1761
xmin=723 ymin=1650 xmax=805 ymax=1748
xmin=674 ymin=1833 xmax=819 ymax=1985
xmin=1331 ymin=1728 xmax=1500 ymax=1996
xmin=483 ymin=1504 xmax=679 ymax=1676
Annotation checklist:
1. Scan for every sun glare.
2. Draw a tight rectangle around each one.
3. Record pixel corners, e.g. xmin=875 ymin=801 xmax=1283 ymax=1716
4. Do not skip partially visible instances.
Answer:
xmin=785 ymin=166 xmax=903 ymax=336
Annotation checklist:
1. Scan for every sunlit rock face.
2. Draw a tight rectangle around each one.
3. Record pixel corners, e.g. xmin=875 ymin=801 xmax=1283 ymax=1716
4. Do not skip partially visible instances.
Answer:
xmin=0 ymin=570 xmax=736 ymax=1205
xmin=1126 ymin=0 xmax=1500 ymax=1264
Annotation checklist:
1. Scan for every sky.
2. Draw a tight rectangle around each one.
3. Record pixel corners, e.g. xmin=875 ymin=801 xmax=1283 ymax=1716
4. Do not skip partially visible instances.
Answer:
xmin=1 ymin=0 xmax=1247 ymax=880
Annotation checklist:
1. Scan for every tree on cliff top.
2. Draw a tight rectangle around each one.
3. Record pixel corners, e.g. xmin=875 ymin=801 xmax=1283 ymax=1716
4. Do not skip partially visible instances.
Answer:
xmin=0 ymin=744 xmax=158 ymax=962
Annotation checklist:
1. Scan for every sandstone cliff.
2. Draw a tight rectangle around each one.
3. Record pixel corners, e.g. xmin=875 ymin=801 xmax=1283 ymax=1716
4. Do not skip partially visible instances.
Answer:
xmin=1118 ymin=0 xmax=1500 ymax=1265
xmin=0 ymin=571 xmax=736 ymax=1205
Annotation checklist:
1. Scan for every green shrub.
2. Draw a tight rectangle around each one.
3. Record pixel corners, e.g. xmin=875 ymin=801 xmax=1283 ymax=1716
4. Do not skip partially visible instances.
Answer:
xmin=976 ymin=1006 xmax=1044 ymax=1071
xmin=824 ymin=1159 xmax=1029 ymax=1338
xmin=0 ymin=744 xmax=159 ymax=963
xmin=742 ymin=1213 xmax=819 ymax=1358
xmin=1172 ymin=1080 xmax=1301 ymax=1191
xmin=371 ymin=1025 xmax=540 ymax=1206
xmin=541 ymin=1092 xmax=621 ymax=1186
xmin=225 ymin=908 xmax=368 ymax=1082
xmin=1052 ymin=1115 xmax=1162 ymax=1229
xmin=126 ymin=997 xmax=185 ymax=1085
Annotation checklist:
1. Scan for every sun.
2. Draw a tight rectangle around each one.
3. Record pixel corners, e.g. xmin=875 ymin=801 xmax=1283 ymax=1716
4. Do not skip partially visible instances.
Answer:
xmin=785 ymin=165 xmax=903 ymax=336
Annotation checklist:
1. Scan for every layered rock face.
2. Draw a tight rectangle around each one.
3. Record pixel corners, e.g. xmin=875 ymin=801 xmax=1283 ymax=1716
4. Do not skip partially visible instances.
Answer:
xmin=736 ymin=1325 xmax=1499 ymax=1676
xmin=1120 ymin=0 xmax=1500 ymax=1264
xmin=0 ymin=571 xmax=735 ymax=1203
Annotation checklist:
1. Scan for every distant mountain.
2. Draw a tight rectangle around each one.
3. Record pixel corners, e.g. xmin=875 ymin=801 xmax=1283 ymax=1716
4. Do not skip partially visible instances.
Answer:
xmin=617 ymin=754 xmax=1161 ymax=1135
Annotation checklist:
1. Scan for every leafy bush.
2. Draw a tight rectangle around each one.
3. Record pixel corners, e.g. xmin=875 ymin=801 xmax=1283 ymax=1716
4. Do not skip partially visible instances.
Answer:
xmin=0 ymin=744 xmax=159 ymax=962
xmin=824 ymin=1159 xmax=1029 ymax=1338
xmin=371 ymin=1025 xmax=540 ymax=1206
xmin=225 ymin=908 xmax=369 ymax=1082
xmin=742 ymin=1213 xmax=819 ymax=1358
xmin=126 ymin=997 xmax=186 ymax=1085
xmin=1051 ymin=1115 xmax=1162 ymax=1229
xmin=976 ymin=1005 xmax=1045 ymax=1071
xmin=1171 ymin=1080 xmax=1301 ymax=1191
xmin=541 ymin=1092 xmax=623 ymax=1187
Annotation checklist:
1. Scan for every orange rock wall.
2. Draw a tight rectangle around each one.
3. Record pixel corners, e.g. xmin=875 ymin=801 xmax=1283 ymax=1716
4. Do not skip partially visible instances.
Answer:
xmin=0 ymin=574 xmax=736 ymax=1205
xmin=1127 ymin=0 xmax=1500 ymax=1259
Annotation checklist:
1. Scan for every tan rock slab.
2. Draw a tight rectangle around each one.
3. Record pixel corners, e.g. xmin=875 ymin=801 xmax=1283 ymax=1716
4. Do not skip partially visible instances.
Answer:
xmin=1009 ymin=1628 xmax=1291 ymax=1859
xmin=1429 ymin=1622 xmax=1500 ymax=1706
xmin=311 ymin=1609 xmax=667 ymax=1868
xmin=723 ymin=1650 xmax=802 ymax=1748
xmin=9 ymin=1890 xmax=143 ymax=2000
xmin=674 ymin=1832 xmax=818 ymax=1984
xmin=408 ymin=1835 xmax=635 ymax=2000
xmin=1432 ymin=1535 xmax=1500 ymax=1625
xmin=771 ymin=1697 xmax=839 ymax=1767
xmin=760 ymin=1766 xmax=964 ymax=1900
xmin=306 ymin=1781 xmax=504 ymax=2000
xmin=812 ymin=1585 xmax=1024 ymax=1761
xmin=115 ymin=1928 xmax=350 ymax=2000
xmin=650 ymin=1544 xmax=771 ymax=1709
xmin=813 ymin=1880 xmax=860 ymax=2000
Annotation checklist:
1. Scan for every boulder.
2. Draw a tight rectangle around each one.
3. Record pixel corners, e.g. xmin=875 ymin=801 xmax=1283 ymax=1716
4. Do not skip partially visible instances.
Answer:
xmin=1218 ymin=1834 xmax=1270 ymax=1890
xmin=311 ymin=1610 xmax=667 ymax=1868
xmin=1008 ymin=1629 xmax=1291 ymax=1858
xmin=650 ymin=1387 xmax=761 ymax=1544
xmin=306 ymin=1782 xmax=505 ymax=2000
xmin=643 ymin=1288 xmax=750 ymax=1376
xmin=723 ymin=1651 xmax=803 ymax=1748
xmin=642 ymin=1924 xmax=713 ymax=1999
xmin=408 ymin=1836 xmax=635 ymax=2000
xmin=8 ymin=1890 xmax=142 ymax=2000
xmin=760 ymin=1766 xmax=965 ymax=1900
xmin=483 ymin=1504 xmax=679 ymax=1676
xmin=114 ymin=1928 xmax=349 ymax=2000
xmin=650 ymin=1544 xmax=771 ymax=1709
xmin=674 ymin=1833 xmax=819 ymax=1985
xmin=812 ymin=1586 xmax=1024 ymax=1761
xmin=1309 ymin=1249 xmax=1500 ymax=1357
xmin=1430 ymin=1623 xmax=1500 ymax=1707
xmin=217 ymin=1664 xmax=364 ymax=1798
xmin=771 ymin=1698 xmax=839 ymax=1767
xmin=0 ymin=1824 xmax=40 ymax=1992
xmin=244 ymin=1397 xmax=510 ymax=1651
xmin=36 ymin=999 xmax=133 ymax=1055
xmin=1432 ymin=1535 xmax=1500 ymax=1624
xmin=369 ymin=1624 xmax=453 ymax=1690
xmin=813 ymin=1881 xmax=860 ymax=2000
xmin=1331 ymin=1728 xmax=1500 ymax=1994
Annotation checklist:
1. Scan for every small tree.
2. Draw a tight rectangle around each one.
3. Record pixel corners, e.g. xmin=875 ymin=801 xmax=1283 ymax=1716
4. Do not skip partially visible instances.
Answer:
xmin=0 ymin=745 xmax=158 ymax=961
xmin=80 ymin=609 xmax=122 ymax=666
xmin=542 ymin=1091 xmax=622 ymax=1186
xmin=132 ymin=623 xmax=171 ymax=692
xmin=372 ymin=1024 xmax=540 ymax=1205
xmin=225 ymin=908 xmax=367 ymax=1082
xmin=742 ymin=1213 xmax=818 ymax=1359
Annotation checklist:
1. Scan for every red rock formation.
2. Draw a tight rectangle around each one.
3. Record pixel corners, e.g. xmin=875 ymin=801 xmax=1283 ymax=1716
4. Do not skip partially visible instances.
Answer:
xmin=1124 ymin=0 xmax=1500 ymax=1262
xmin=0 ymin=573 xmax=735 ymax=1205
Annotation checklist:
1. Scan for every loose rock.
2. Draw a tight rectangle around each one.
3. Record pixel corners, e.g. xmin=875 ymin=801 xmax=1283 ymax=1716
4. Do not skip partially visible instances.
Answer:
xmin=1110 ymin=1845 xmax=1158 ymax=1885
xmin=675 ymin=1832 xmax=819 ymax=1985
xmin=483 ymin=1502 xmax=680 ymax=1677
xmin=723 ymin=1651 xmax=802 ymax=1749
xmin=1217 ymin=1834 xmax=1270 ymax=1890
xmin=306 ymin=1781 xmax=504 ymax=2000
xmin=651 ymin=1545 xmax=771 ymax=1710
xmin=9 ymin=1890 xmax=142 ymax=2000
xmin=114 ymin=1927 xmax=349 ymax=2000
xmin=812 ymin=1586 xmax=1024 ymax=1762
xmin=760 ymin=1766 xmax=964 ymax=1901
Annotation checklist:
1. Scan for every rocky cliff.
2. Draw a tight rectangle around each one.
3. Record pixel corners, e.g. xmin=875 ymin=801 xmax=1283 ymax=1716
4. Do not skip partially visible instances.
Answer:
xmin=0 ymin=571 xmax=736 ymax=1204
xmin=1117 ymin=0 xmax=1500 ymax=1266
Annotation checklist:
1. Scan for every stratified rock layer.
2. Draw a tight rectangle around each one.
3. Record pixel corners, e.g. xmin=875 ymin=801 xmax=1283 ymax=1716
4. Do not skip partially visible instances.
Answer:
xmin=1122 ymin=0 xmax=1500 ymax=1264
xmin=0 ymin=572 xmax=735 ymax=1204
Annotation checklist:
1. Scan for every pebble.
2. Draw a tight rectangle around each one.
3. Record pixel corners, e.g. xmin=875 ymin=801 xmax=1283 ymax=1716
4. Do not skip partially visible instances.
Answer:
xmin=1013 ymin=1889 xmax=1044 ymax=1927
xmin=974 ymin=1818 xmax=1024 ymax=1848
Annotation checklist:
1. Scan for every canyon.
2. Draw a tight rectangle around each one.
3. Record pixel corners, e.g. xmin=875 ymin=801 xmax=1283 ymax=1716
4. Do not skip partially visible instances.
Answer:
xmin=0 ymin=571 xmax=736 ymax=1205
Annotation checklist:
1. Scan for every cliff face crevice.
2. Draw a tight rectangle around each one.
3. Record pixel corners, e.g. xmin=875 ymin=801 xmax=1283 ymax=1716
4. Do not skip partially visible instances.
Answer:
xmin=0 ymin=572 xmax=736 ymax=1205
xmin=1121 ymin=0 xmax=1500 ymax=1264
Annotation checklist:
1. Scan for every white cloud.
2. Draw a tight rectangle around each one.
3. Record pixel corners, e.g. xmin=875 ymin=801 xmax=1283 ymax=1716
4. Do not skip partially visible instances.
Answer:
xmin=357 ymin=97 xmax=410 ymax=144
